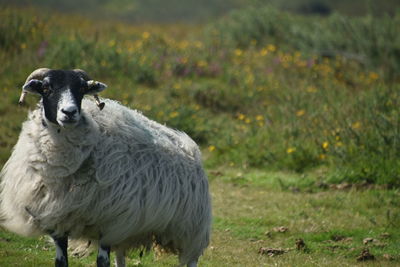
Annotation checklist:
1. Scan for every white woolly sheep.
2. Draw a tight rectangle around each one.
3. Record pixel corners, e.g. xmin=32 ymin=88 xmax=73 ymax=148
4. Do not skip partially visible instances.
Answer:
xmin=0 ymin=68 xmax=212 ymax=267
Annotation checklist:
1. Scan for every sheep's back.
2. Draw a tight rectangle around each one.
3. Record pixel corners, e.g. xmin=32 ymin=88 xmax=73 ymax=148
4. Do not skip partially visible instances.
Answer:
xmin=85 ymin=99 xmax=201 ymax=161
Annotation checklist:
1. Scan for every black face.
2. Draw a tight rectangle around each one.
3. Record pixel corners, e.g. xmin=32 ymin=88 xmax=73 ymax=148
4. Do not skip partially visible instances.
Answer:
xmin=39 ymin=70 xmax=87 ymax=126
xmin=22 ymin=69 xmax=107 ymax=128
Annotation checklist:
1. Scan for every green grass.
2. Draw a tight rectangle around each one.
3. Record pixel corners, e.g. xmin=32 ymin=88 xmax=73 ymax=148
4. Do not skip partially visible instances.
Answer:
xmin=209 ymin=173 xmax=400 ymax=266
xmin=1 ymin=170 xmax=399 ymax=266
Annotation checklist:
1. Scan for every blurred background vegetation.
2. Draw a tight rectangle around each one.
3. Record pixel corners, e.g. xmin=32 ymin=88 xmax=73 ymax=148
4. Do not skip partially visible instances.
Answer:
xmin=2 ymin=0 xmax=400 ymax=22
xmin=1 ymin=0 xmax=400 ymax=187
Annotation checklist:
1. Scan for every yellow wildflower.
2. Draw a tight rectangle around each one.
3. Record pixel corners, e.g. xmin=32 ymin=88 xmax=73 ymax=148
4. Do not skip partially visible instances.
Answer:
xmin=306 ymin=86 xmax=317 ymax=93
xmin=267 ymin=44 xmax=276 ymax=52
xmin=169 ymin=111 xmax=179 ymax=118
xmin=296 ymin=110 xmax=306 ymax=117
xmin=319 ymin=154 xmax=327 ymax=160
xmin=260 ymin=48 xmax=268 ymax=56
xmin=142 ymin=31 xmax=150 ymax=39
xmin=108 ymin=40 xmax=116 ymax=47
xmin=197 ymin=60 xmax=207 ymax=68
xmin=208 ymin=145 xmax=216 ymax=152
xmin=256 ymin=115 xmax=264 ymax=121
xmin=134 ymin=40 xmax=143 ymax=49
xmin=287 ymin=147 xmax=296 ymax=154
xmin=237 ymin=113 xmax=245 ymax=120
xmin=322 ymin=142 xmax=329 ymax=150
xmin=282 ymin=55 xmax=292 ymax=62
xmin=352 ymin=121 xmax=362 ymax=129
xmin=178 ymin=40 xmax=189 ymax=50
xmin=234 ymin=49 xmax=243 ymax=56
xmin=194 ymin=41 xmax=204 ymax=49
xmin=369 ymin=72 xmax=379 ymax=80
xmin=245 ymin=74 xmax=254 ymax=85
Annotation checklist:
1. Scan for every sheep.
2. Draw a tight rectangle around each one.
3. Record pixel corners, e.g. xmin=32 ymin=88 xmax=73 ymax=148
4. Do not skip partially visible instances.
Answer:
xmin=0 ymin=68 xmax=212 ymax=267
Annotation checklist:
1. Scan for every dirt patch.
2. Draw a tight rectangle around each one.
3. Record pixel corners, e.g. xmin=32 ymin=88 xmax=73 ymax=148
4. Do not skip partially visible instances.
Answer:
xmin=272 ymin=226 xmax=289 ymax=233
xmin=0 ymin=237 xmax=10 ymax=242
xmin=259 ymin=247 xmax=287 ymax=257
xmin=295 ymin=238 xmax=306 ymax=250
xmin=356 ymin=248 xmax=375 ymax=261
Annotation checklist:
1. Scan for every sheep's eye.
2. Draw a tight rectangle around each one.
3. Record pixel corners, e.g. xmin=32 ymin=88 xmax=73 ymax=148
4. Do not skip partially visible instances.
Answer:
xmin=42 ymin=82 xmax=52 ymax=95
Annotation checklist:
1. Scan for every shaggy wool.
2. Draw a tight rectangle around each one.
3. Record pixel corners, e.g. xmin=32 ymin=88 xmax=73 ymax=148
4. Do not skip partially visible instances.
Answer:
xmin=0 ymin=98 xmax=211 ymax=265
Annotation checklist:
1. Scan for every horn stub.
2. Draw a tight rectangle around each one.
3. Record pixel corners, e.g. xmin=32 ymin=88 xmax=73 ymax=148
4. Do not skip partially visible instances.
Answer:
xmin=73 ymin=69 xmax=91 ymax=81
xmin=24 ymin=68 xmax=50 ymax=84
xmin=19 ymin=68 xmax=50 ymax=105
xmin=75 ymin=70 xmax=105 ymax=111
xmin=18 ymin=92 xmax=28 ymax=105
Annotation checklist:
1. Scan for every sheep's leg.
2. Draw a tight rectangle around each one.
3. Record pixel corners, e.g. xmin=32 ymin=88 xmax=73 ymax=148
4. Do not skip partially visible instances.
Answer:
xmin=187 ymin=260 xmax=198 ymax=267
xmin=96 ymin=244 xmax=111 ymax=267
xmin=115 ymin=249 xmax=126 ymax=267
xmin=52 ymin=235 xmax=68 ymax=267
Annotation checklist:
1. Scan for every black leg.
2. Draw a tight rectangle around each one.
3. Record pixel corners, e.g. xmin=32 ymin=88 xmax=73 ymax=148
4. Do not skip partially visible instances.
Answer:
xmin=52 ymin=235 xmax=68 ymax=267
xmin=96 ymin=245 xmax=111 ymax=267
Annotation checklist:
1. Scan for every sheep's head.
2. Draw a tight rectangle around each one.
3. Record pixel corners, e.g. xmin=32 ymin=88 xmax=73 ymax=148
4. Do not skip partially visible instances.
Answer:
xmin=20 ymin=68 xmax=107 ymax=128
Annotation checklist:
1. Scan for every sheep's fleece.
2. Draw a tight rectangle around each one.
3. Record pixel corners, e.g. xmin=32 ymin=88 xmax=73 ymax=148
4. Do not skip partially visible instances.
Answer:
xmin=0 ymin=98 xmax=211 ymax=264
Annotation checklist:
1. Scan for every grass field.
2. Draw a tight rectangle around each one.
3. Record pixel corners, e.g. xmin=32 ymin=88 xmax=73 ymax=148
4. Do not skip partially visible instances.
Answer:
xmin=0 ymin=4 xmax=399 ymax=266
xmin=1 ymin=171 xmax=399 ymax=266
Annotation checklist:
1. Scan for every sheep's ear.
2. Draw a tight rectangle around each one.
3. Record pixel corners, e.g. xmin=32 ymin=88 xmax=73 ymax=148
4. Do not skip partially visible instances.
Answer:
xmin=85 ymin=80 xmax=107 ymax=95
xmin=22 ymin=79 xmax=43 ymax=95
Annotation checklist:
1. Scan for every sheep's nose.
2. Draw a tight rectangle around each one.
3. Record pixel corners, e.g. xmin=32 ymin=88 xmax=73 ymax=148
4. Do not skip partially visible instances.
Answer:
xmin=61 ymin=107 xmax=78 ymax=118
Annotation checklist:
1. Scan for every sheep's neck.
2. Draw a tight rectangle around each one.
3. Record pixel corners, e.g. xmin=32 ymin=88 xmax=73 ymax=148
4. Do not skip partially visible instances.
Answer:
xmin=27 ymin=110 xmax=99 ymax=179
